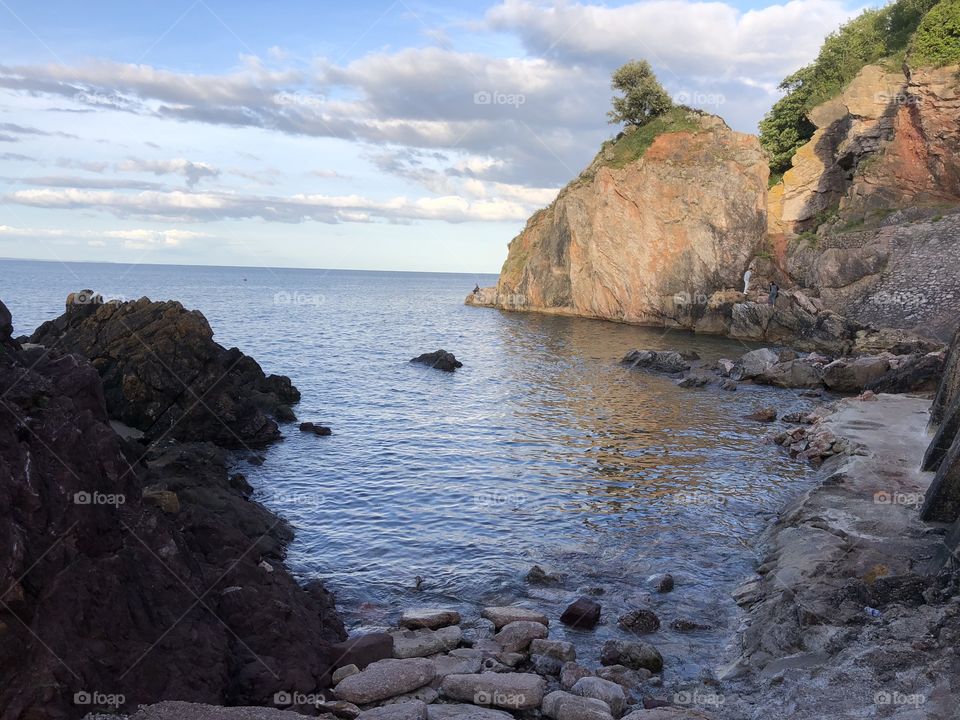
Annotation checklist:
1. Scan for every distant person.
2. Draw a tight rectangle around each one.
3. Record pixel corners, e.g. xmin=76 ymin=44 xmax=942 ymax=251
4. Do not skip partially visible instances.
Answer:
xmin=768 ymin=281 xmax=779 ymax=305
xmin=473 ymin=284 xmax=480 ymax=294
xmin=743 ymin=269 xmax=752 ymax=294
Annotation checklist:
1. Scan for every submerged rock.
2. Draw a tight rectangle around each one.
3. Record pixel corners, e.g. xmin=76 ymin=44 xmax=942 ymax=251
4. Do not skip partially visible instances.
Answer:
xmin=411 ymin=349 xmax=462 ymax=372
xmin=622 ymin=350 xmax=690 ymax=375
xmin=600 ymin=640 xmax=663 ymax=673
xmin=617 ymin=609 xmax=661 ymax=634
xmin=300 ymin=421 xmax=333 ymax=436
xmin=746 ymin=406 xmax=778 ymax=422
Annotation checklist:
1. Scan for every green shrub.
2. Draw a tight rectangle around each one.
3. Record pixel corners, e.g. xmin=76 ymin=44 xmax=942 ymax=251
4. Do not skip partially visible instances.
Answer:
xmin=608 ymin=60 xmax=673 ymax=127
xmin=911 ymin=0 xmax=960 ymax=65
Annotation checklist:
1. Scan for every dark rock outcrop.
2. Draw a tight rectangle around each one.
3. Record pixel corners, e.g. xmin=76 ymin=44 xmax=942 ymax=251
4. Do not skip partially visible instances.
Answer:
xmin=410 ymin=350 xmax=462 ymax=372
xmin=1 ymin=300 xmax=345 ymax=719
xmin=921 ymin=329 xmax=960 ymax=523
xmin=931 ymin=328 xmax=960 ymax=426
xmin=27 ymin=294 xmax=300 ymax=448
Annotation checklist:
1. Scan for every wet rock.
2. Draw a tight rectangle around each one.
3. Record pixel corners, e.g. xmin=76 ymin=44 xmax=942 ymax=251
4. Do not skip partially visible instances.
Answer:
xmin=332 ymin=634 xmax=396 ymax=670
xmin=411 ymin=349 xmax=462 ymax=372
xmin=360 ymin=701 xmax=428 ymax=720
xmin=716 ymin=359 xmax=736 ymax=377
xmin=676 ymin=375 xmax=711 ymax=389
xmin=334 ymin=665 xmax=361 ymax=685
xmin=822 ymin=356 xmax=890 ymax=393
xmin=392 ymin=626 xmax=462 ymax=658
xmin=400 ymin=608 xmax=462 ymax=630
xmin=440 ymin=672 xmax=546 ymax=710
xmin=648 ymin=573 xmax=674 ymax=593
xmin=542 ymin=690 xmax=614 ymax=720
xmin=745 ymin=406 xmax=777 ymax=422
xmin=560 ymin=662 xmax=593 ymax=691
xmin=923 ymin=396 xmax=960 ymax=472
xmin=300 ymin=421 xmax=333 ymax=436
xmin=426 ymin=705 xmax=515 ymax=720
xmin=526 ymin=565 xmax=565 ymax=586
xmin=560 ymin=597 xmax=602 ymax=629
xmin=334 ymin=658 xmax=437 ymax=705
xmin=732 ymin=348 xmax=779 ymax=380
xmin=319 ymin=700 xmax=363 ymax=719
xmin=595 ymin=665 xmax=650 ymax=691
xmin=621 ymin=350 xmax=690 ymax=375
xmin=617 ymin=609 xmax=661 ymax=634
xmin=28 ymin=294 xmax=299 ymax=446
xmin=600 ymin=640 xmax=663 ymax=673
xmin=493 ymin=620 xmax=549 ymax=653
xmin=718 ymin=379 xmax=738 ymax=391
xmin=668 ymin=619 xmax=712 ymax=632
xmin=572 ymin=677 xmax=627 ymax=717
xmin=530 ymin=639 xmax=576 ymax=662
xmin=482 ymin=606 xmax=549 ymax=629
xmin=275 ymin=404 xmax=297 ymax=422
xmin=530 ymin=654 xmax=565 ymax=676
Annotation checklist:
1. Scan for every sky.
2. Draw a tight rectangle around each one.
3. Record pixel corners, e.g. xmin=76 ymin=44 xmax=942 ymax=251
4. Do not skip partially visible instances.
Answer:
xmin=0 ymin=0 xmax=875 ymax=272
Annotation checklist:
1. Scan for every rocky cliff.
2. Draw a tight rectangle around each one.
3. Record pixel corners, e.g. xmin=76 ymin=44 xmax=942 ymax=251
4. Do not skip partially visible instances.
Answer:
xmin=470 ymin=111 xmax=769 ymax=325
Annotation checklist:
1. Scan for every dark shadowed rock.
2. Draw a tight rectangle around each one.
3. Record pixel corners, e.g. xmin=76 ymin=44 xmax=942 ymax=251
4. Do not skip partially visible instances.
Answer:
xmin=923 ymin=396 xmax=960 ymax=472
xmin=331 ymin=634 xmax=396 ymax=670
xmin=931 ymin=329 xmax=960 ymax=426
xmin=617 ymin=609 xmax=661 ymax=634
xmin=867 ymin=353 xmax=945 ymax=395
xmin=600 ymin=640 xmax=663 ymax=673
xmin=921 ymin=423 xmax=960 ymax=523
xmin=526 ymin=565 xmax=565 ymax=586
xmin=822 ymin=356 xmax=890 ymax=393
xmin=0 ymin=300 xmax=344 ymax=718
xmin=621 ymin=350 xmax=690 ymax=375
xmin=410 ymin=349 xmax=462 ymax=372
xmin=301 ymin=421 xmax=333 ymax=436
xmin=560 ymin=597 xmax=601 ymax=629
xmin=27 ymin=293 xmax=300 ymax=447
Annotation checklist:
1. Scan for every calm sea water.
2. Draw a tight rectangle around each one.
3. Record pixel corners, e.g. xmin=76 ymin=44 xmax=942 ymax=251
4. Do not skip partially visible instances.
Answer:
xmin=2 ymin=258 xmax=817 ymax=680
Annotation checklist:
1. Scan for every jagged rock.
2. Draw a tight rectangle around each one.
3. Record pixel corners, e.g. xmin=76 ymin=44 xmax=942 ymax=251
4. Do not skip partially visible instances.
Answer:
xmin=400 ymin=609 xmax=462 ymax=630
xmin=754 ymin=359 xmax=824 ymax=389
xmin=821 ymin=356 xmax=890 ymax=393
xmin=617 ymin=609 xmax=661 ymax=634
xmin=621 ymin=709 xmax=712 ymax=719
xmin=482 ymin=607 xmax=549 ymax=629
xmin=931 ymin=328 xmax=960 ymax=426
xmin=526 ymin=564 xmax=565 ymax=586
xmin=718 ymin=379 xmax=738 ymax=391
xmin=530 ymin=639 xmax=576 ymax=662
xmin=622 ymin=350 xmax=691 ymax=375
xmin=572 ymin=677 xmax=627 ymax=718
xmin=493 ymin=620 xmax=549 ymax=653
xmin=334 ymin=658 xmax=436 ymax=705
xmin=676 ymin=374 xmax=711 ymax=389
xmin=732 ymin=348 xmax=780 ymax=380
xmin=27 ymin=294 xmax=299 ymax=446
xmin=921 ymin=431 xmax=960 ymax=523
xmin=923 ymin=396 xmax=960 ymax=472
xmin=360 ymin=702 xmax=428 ymax=720
xmin=542 ymin=691 xmax=615 ymax=720
xmin=600 ymin=640 xmax=664 ymax=673
xmin=560 ymin=597 xmax=601 ymax=629
xmin=440 ymin=672 xmax=546 ymax=710
xmin=300 ymin=421 xmax=333 ymax=436
xmin=392 ymin=626 xmax=462 ymax=658
xmin=530 ymin=654 xmax=565 ymax=676
xmin=867 ymin=352 xmax=945 ymax=394
xmin=141 ymin=486 xmax=180 ymax=513
xmin=410 ymin=350 xmax=462 ymax=372
xmin=648 ymin=573 xmax=674 ymax=593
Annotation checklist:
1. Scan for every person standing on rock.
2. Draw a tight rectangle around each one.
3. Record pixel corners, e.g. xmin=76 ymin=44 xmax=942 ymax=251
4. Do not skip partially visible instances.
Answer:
xmin=473 ymin=284 xmax=480 ymax=294
xmin=768 ymin=281 xmax=779 ymax=305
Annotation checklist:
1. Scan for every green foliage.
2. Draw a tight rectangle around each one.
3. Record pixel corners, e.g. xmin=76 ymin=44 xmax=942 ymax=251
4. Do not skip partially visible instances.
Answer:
xmin=602 ymin=107 xmax=702 ymax=168
xmin=608 ymin=60 xmax=673 ymax=126
xmin=911 ymin=0 xmax=960 ymax=65
xmin=759 ymin=0 xmax=941 ymax=175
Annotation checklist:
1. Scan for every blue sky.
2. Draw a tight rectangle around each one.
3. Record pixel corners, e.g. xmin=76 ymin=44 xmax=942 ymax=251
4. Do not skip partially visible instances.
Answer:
xmin=0 ymin=0 xmax=872 ymax=272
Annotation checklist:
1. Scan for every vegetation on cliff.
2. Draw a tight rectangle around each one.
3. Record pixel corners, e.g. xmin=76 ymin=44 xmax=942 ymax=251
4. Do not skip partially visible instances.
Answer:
xmin=759 ymin=0 xmax=951 ymax=174
xmin=607 ymin=60 xmax=673 ymax=126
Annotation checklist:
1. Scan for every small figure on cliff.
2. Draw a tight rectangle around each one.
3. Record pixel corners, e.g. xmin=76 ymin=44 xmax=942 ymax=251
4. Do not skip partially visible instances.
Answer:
xmin=768 ymin=281 xmax=780 ymax=305
xmin=743 ymin=269 xmax=752 ymax=294
xmin=473 ymin=284 xmax=480 ymax=294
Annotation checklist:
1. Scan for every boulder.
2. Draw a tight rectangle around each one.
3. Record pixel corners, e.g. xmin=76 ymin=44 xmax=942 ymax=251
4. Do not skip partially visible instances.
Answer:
xmin=560 ymin=662 xmax=593 ymax=691
xmin=334 ymin=665 xmax=361 ymax=685
xmin=594 ymin=665 xmax=650 ymax=690
xmin=526 ymin=565 xmax=565 ymax=586
xmin=931 ymin=328 xmax=960 ymax=426
xmin=426 ymin=705 xmax=516 ymax=720
xmin=732 ymin=348 xmax=779 ymax=380
xmin=923 ymin=396 xmax=960 ymax=472
xmin=481 ymin=606 xmax=549 ymax=629
xmin=334 ymin=658 xmax=437 ymax=705
xmin=571 ymin=677 xmax=628 ymax=717
xmin=27 ymin=295 xmax=300 ymax=446
xmin=300 ymin=421 xmax=333 ymax=436
xmin=360 ymin=702 xmax=428 ymax=720
xmin=560 ymin=597 xmax=602 ymax=629
xmin=753 ymin=359 xmax=824 ymax=389
xmin=493 ymin=620 xmax=549 ymax=653
xmin=530 ymin=639 xmax=576 ymax=662
xmin=622 ymin=350 xmax=690 ymax=375
xmin=400 ymin=608 xmax=462 ymax=630
xmin=821 ymin=356 xmax=890 ymax=393
xmin=530 ymin=654 xmax=565 ymax=676
xmin=318 ymin=700 xmax=363 ymax=719
xmin=440 ymin=672 xmax=546 ymax=710
xmin=648 ymin=573 xmax=674 ymax=593
xmin=411 ymin=350 xmax=462 ymax=372
xmin=392 ymin=626 xmax=462 ymax=658
xmin=431 ymin=654 xmax=483 ymax=679
xmin=600 ymin=640 xmax=663 ymax=673
xmin=867 ymin=352 xmax=945 ymax=394
xmin=542 ymin=690 xmax=615 ymax=720
xmin=617 ymin=609 xmax=660 ymax=634
xmin=332 ymin=634 xmax=396 ymax=670
xmin=745 ymin=407 xmax=777 ymax=422
xmin=920 ymin=432 xmax=960 ymax=523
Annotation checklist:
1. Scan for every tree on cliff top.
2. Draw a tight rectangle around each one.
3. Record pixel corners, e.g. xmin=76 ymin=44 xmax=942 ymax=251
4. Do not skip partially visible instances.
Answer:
xmin=607 ymin=60 xmax=673 ymax=126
